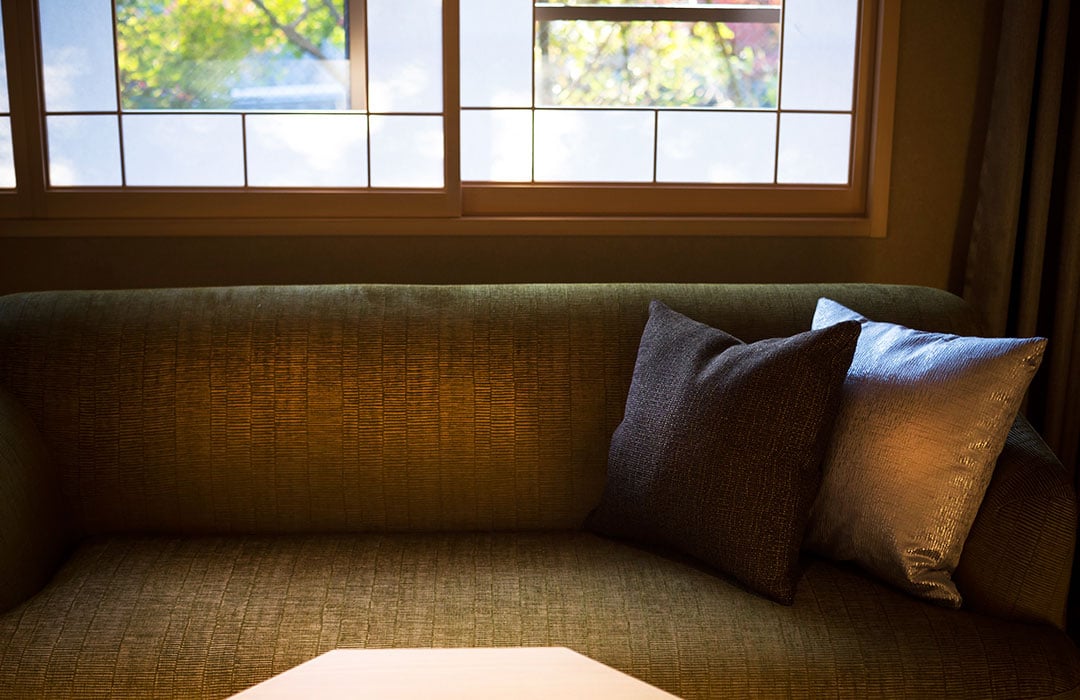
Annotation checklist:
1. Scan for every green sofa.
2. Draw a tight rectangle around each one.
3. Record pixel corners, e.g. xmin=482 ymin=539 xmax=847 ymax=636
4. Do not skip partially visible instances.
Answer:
xmin=0 ymin=283 xmax=1076 ymax=699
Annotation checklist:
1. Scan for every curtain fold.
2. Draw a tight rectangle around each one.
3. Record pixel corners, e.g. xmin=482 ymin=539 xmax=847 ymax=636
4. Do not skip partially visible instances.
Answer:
xmin=964 ymin=0 xmax=1080 ymax=481
xmin=964 ymin=0 xmax=1080 ymax=636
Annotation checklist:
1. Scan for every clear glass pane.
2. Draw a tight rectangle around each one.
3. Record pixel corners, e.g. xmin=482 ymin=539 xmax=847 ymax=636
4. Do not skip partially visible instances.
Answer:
xmin=39 ymin=0 xmax=118 ymax=112
xmin=657 ymin=111 xmax=776 ymax=183
xmin=780 ymin=0 xmax=858 ymax=111
xmin=115 ymin=0 xmax=348 ymax=110
xmin=534 ymin=109 xmax=653 ymax=182
xmin=536 ymin=21 xmax=778 ymax=108
xmin=0 ymin=118 xmax=14 ymax=188
xmin=123 ymin=114 xmax=245 ymax=187
xmin=461 ymin=0 xmax=532 ymax=107
xmin=368 ymin=0 xmax=442 ymax=113
xmin=47 ymin=115 xmax=122 ymax=187
xmin=462 ymin=110 xmax=532 ymax=182
xmin=247 ymin=114 xmax=368 ymax=187
xmin=369 ymin=115 xmax=444 ymax=187
xmin=777 ymin=112 xmax=851 ymax=184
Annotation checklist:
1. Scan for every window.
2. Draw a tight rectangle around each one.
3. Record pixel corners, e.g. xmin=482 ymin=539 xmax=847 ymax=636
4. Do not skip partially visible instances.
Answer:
xmin=462 ymin=0 xmax=853 ymax=185
xmin=1 ymin=0 xmax=899 ymax=234
xmin=6 ymin=0 xmax=454 ymax=219
xmin=40 ymin=0 xmax=443 ymax=189
xmin=460 ymin=0 xmax=896 ymax=224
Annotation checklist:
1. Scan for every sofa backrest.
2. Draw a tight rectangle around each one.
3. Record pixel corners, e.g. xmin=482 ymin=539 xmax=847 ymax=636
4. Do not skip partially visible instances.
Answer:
xmin=0 ymin=283 xmax=978 ymax=536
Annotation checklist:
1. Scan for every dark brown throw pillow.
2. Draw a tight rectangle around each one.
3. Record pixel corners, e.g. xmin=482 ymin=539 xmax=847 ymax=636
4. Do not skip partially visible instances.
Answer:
xmin=587 ymin=301 xmax=859 ymax=604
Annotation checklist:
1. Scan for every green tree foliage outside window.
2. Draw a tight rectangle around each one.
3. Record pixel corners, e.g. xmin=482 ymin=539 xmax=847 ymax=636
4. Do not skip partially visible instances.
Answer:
xmin=536 ymin=19 xmax=778 ymax=108
xmin=535 ymin=0 xmax=780 ymax=108
xmin=117 ymin=0 xmax=778 ymax=112
xmin=116 ymin=0 xmax=347 ymax=110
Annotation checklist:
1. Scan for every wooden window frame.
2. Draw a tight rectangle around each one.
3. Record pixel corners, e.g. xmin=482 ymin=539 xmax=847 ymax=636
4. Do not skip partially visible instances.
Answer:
xmin=0 ymin=0 xmax=900 ymax=238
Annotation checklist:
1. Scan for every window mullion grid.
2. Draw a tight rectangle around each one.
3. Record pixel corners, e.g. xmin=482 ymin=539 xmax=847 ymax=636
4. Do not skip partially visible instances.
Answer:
xmin=240 ymin=113 xmax=249 ymax=187
xmin=108 ymin=0 xmax=128 ymax=187
xmin=362 ymin=0 xmax=373 ymax=189
xmin=524 ymin=1 xmax=792 ymax=189
xmin=531 ymin=0 xmax=538 ymax=184
xmin=846 ymin=0 xmax=864 ymax=185
xmin=652 ymin=109 xmax=658 ymax=184
xmin=443 ymin=0 xmax=460 ymax=199
xmin=69 ymin=0 xmax=385 ymax=192
xmin=773 ymin=0 xmax=786 ymax=185
xmin=348 ymin=0 xmax=367 ymax=112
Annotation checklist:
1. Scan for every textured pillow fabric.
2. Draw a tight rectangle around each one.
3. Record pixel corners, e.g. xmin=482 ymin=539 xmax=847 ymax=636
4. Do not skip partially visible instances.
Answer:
xmin=806 ymin=298 xmax=1047 ymax=607
xmin=587 ymin=301 xmax=859 ymax=604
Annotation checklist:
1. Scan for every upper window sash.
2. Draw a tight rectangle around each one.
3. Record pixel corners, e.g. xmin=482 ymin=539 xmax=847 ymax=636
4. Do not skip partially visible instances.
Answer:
xmin=11 ymin=0 xmax=460 ymax=219
xmin=462 ymin=0 xmax=896 ymax=231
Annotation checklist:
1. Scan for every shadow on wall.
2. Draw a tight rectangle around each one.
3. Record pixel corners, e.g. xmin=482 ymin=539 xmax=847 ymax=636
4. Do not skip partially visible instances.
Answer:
xmin=0 ymin=234 xmax=885 ymax=293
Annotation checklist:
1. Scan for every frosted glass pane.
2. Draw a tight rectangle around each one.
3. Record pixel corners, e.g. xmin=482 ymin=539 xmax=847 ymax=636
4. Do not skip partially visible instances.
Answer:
xmin=0 ymin=8 xmax=8 ymax=113
xmin=368 ymin=0 xmax=442 ymax=113
xmin=39 ymin=0 xmax=118 ymax=112
xmin=0 ymin=118 xmax=13 ymax=188
xmin=534 ymin=110 xmax=654 ymax=182
xmin=780 ymin=0 xmax=858 ymax=110
xmin=461 ymin=0 xmax=532 ymax=107
xmin=777 ymin=113 xmax=851 ymax=184
xmin=123 ymin=115 xmax=244 ymax=187
xmin=369 ymin=116 xmax=444 ymax=188
xmin=461 ymin=110 xmax=532 ymax=182
xmin=657 ymin=111 xmax=776 ymax=183
xmin=247 ymin=115 xmax=368 ymax=187
xmin=47 ymin=115 xmax=122 ymax=187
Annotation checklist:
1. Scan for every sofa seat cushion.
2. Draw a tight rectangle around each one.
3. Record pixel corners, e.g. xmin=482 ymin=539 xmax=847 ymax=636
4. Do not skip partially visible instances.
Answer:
xmin=1 ymin=534 xmax=1077 ymax=700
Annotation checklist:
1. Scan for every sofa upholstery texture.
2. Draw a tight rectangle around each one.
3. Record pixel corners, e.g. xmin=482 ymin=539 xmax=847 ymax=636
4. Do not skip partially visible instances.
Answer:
xmin=0 ymin=283 xmax=1076 ymax=699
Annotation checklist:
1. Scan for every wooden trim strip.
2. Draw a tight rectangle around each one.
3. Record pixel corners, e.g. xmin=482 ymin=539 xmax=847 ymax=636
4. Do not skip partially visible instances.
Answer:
xmin=534 ymin=5 xmax=781 ymax=24
xmin=0 ymin=214 xmax=873 ymax=238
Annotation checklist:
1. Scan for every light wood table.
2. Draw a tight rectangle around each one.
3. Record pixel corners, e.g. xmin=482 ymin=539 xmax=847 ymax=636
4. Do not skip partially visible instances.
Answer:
xmin=228 ymin=647 xmax=681 ymax=699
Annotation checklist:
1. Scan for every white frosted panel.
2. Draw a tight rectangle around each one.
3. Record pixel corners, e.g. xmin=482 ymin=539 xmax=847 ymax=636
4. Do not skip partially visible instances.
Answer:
xmin=781 ymin=0 xmax=858 ymax=110
xmin=369 ymin=116 xmax=444 ymax=188
xmin=123 ymin=115 xmax=244 ymax=187
xmin=657 ymin=111 xmax=776 ymax=183
xmin=39 ymin=0 xmax=118 ymax=112
xmin=47 ymin=115 xmax=122 ymax=186
xmin=247 ymin=114 xmax=368 ymax=187
xmin=368 ymin=0 xmax=442 ymax=112
xmin=0 ymin=118 xmax=13 ymax=188
xmin=534 ymin=110 xmax=653 ymax=182
xmin=777 ymin=113 xmax=851 ymax=184
xmin=461 ymin=0 xmax=532 ymax=107
xmin=461 ymin=110 xmax=532 ymax=182
xmin=0 ymin=9 xmax=8 ymax=113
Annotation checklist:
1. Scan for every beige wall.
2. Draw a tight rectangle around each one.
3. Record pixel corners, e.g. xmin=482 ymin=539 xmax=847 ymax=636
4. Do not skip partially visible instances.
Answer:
xmin=0 ymin=1 xmax=993 ymax=294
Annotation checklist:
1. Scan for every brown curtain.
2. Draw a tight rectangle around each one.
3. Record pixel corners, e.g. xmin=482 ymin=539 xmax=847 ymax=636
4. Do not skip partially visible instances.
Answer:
xmin=965 ymin=0 xmax=1080 ymax=481
xmin=963 ymin=0 xmax=1080 ymax=634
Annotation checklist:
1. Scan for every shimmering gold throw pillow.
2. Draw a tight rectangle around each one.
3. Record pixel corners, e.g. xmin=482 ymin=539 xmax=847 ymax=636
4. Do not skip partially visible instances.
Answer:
xmin=806 ymin=298 xmax=1047 ymax=607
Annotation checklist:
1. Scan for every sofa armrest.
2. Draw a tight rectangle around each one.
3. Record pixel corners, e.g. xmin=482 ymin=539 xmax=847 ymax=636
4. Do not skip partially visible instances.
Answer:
xmin=0 ymin=386 xmax=66 ymax=613
xmin=954 ymin=414 xmax=1077 ymax=630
